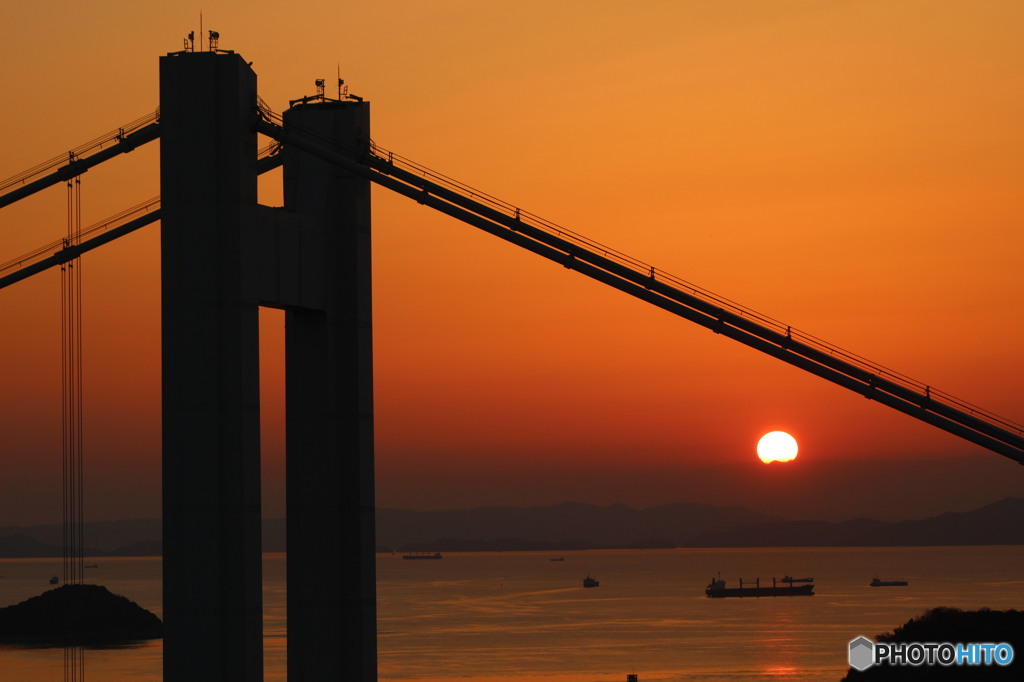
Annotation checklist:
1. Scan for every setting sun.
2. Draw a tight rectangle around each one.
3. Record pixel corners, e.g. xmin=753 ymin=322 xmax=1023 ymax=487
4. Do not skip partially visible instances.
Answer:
xmin=757 ymin=431 xmax=798 ymax=463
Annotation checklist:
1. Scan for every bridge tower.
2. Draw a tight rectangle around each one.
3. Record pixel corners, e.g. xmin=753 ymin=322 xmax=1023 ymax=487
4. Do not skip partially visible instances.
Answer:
xmin=159 ymin=50 xmax=375 ymax=680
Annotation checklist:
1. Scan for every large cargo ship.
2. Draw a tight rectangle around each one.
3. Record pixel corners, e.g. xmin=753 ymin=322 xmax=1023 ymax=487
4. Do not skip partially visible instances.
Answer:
xmin=870 ymin=577 xmax=908 ymax=587
xmin=705 ymin=576 xmax=814 ymax=598
xmin=402 ymin=552 xmax=443 ymax=560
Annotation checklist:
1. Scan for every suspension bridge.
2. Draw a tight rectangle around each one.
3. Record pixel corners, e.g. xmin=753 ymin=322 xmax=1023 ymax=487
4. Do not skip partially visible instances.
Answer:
xmin=1 ymin=43 xmax=1023 ymax=681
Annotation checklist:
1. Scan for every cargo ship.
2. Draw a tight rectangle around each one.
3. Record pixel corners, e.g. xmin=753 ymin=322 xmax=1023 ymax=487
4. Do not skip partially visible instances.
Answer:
xmin=402 ymin=552 xmax=443 ymax=560
xmin=705 ymin=576 xmax=814 ymax=598
xmin=870 ymin=577 xmax=908 ymax=587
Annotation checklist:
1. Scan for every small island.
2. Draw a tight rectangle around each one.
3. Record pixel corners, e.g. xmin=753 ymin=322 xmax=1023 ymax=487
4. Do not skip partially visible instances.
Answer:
xmin=0 ymin=584 xmax=163 ymax=645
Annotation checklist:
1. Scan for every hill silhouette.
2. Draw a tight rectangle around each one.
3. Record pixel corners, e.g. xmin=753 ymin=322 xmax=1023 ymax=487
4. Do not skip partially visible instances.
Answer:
xmin=377 ymin=501 xmax=779 ymax=551
xmin=0 ymin=498 xmax=1021 ymax=556
xmin=684 ymin=498 xmax=1024 ymax=547
xmin=842 ymin=607 xmax=1023 ymax=680
xmin=0 ymin=584 xmax=162 ymax=644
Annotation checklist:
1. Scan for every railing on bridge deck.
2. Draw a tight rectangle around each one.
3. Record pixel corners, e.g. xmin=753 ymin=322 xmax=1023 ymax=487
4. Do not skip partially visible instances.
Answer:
xmin=0 ymin=135 xmax=281 ymax=290
xmin=0 ymin=110 xmax=162 ymax=210
xmin=255 ymin=111 xmax=1024 ymax=464
xmin=3 ymin=102 xmax=1023 ymax=465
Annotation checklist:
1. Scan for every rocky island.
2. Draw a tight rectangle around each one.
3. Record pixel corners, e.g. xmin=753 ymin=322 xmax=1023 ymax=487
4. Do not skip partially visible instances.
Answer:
xmin=0 ymin=584 xmax=162 ymax=644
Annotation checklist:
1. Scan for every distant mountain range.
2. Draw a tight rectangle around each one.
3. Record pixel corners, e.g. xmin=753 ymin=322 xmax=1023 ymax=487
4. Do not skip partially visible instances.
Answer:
xmin=0 ymin=519 xmax=285 ymax=559
xmin=380 ymin=498 xmax=1024 ymax=552
xmin=377 ymin=501 xmax=779 ymax=551
xmin=683 ymin=497 xmax=1024 ymax=548
xmin=0 ymin=498 xmax=1021 ymax=557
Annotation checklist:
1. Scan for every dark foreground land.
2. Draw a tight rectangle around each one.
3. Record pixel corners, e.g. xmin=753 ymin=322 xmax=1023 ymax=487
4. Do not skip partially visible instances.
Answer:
xmin=0 ymin=584 xmax=162 ymax=644
xmin=843 ymin=607 xmax=1023 ymax=679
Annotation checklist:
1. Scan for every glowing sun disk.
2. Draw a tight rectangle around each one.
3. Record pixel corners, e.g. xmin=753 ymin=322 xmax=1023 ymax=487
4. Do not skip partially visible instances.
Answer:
xmin=757 ymin=431 xmax=798 ymax=463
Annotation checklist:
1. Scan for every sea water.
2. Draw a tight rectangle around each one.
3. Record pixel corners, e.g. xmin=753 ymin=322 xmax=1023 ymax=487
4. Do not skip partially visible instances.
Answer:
xmin=0 ymin=546 xmax=1021 ymax=681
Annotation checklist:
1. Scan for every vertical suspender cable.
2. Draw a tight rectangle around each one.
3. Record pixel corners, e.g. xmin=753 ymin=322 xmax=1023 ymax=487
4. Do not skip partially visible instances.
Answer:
xmin=60 ymin=231 xmax=68 ymax=585
xmin=74 ymin=169 xmax=84 ymax=587
xmin=61 ymin=155 xmax=85 ymax=682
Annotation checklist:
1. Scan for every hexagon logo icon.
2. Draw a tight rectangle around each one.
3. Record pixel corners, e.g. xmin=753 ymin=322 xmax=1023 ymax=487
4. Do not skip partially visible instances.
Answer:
xmin=849 ymin=636 xmax=875 ymax=671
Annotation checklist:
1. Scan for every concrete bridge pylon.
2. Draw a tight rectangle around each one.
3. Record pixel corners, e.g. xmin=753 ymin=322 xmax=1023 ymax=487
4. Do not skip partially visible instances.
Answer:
xmin=160 ymin=49 xmax=375 ymax=681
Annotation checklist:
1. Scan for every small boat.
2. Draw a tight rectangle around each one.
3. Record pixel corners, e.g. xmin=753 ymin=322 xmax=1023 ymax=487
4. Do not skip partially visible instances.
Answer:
xmin=705 ymin=576 xmax=813 ymax=598
xmin=780 ymin=576 xmax=813 ymax=583
xmin=402 ymin=551 xmax=443 ymax=560
xmin=870 ymin=577 xmax=908 ymax=587
xmin=550 ymin=557 xmax=565 ymax=562
xmin=85 ymin=563 xmax=99 ymax=569
xmin=49 ymin=576 xmax=59 ymax=585
xmin=583 ymin=574 xmax=599 ymax=588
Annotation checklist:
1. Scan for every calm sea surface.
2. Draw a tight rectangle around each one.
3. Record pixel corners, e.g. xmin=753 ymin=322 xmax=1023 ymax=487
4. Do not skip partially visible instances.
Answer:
xmin=1 ymin=546 xmax=1022 ymax=680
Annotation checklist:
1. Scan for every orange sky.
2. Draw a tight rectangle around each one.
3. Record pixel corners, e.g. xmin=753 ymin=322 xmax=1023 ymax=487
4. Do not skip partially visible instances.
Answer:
xmin=2 ymin=1 xmax=1024 ymax=525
